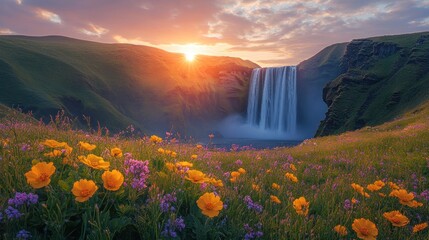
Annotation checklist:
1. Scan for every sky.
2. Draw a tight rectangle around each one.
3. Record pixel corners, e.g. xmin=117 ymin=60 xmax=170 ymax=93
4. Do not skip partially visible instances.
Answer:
xmin=1 ymin=0 xmax=429 ymax=66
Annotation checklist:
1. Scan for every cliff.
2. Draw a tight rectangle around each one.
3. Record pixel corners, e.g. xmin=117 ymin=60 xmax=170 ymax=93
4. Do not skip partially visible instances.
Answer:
xmin=0 ymin=35 xmax=258 ymax=135
xmin=316 ymin=31 xmax=429 ymax=136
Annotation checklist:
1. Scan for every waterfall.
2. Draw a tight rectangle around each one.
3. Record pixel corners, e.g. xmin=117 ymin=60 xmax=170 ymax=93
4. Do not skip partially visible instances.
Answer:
xmin=246 ymin=66 xmax=297 ymax=135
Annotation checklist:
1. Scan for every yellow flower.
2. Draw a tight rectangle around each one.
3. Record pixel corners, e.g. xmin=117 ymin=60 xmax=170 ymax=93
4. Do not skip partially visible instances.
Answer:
xmin=351 ymin=183 xmax=370 ymax=198
xmin=238 ymin=168 xmax=246 ymax=174
xmin=290 ymin=163 xmax=297 ymax=171
xmin=176 ymin=161 xmax=193 ymax=168
xmin=41 ymin=139 xmax=67 ymax=148
xmin=389 ymin=189 xmax=423 ymax=207
xmin=196 ymin=192 xmax=223 ymax=218
xmin=270 ymin=195 xmax=281 ymax=204
xmin=24 ymin=162 xmax=56 ymax=189
xmin=231 ymin=171 xmax=241 ymax=178
xmin=102 ymin=170 xmax=124 ymax=191
xmin=352 ymin=218 xmax=378 ymax=240
xmin=110 ymin=147 xmax=122 ymax=157
xmin=149 ymin=135 xmax=163 ymax=144
xmin=79 ymin=154 xmax=110 ymax=170
xmin=78 ymin=141 xmax=96 ymax=151
xmin=383 ymin=211 xmax=409 ymax=227
xmin=285 ymin=172 xmax=298 ymax=182
xmin=185 ymin=170 xmax=208 ymax=183
xmin=412 ymin=222 xmax=428 ymax=233
xmin=71 ymin=179 xmax=98 ymax=202
xmin=272 ymin=183 xmax=280 ymax=190
xmin=333 ymin=225 xmax=348 ymax=236
xmin=293 ymin=197 xmax=309 ymax=216
xmin=191 ymin=154 xmax=198 ymax=160
xmin=157 ymin=148 xmax=165 ymax=154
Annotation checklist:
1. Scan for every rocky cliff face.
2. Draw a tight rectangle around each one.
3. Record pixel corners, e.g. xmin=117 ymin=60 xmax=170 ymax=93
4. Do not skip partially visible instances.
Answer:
xmin=316 ymin=32 xmax=429 ymax=136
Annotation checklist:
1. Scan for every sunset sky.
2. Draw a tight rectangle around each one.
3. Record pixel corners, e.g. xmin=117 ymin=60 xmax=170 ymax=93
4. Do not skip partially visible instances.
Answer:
xmin=1 ymin=0 xmax=429 ymax=66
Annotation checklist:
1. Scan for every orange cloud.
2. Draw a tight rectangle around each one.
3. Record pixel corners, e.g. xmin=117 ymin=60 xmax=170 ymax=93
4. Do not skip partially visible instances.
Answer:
xmin=35 ymin=8 xmax=62 ymax=24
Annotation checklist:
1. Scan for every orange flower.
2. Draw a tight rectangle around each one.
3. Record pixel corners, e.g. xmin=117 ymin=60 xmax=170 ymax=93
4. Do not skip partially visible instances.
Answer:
xmin=191 ymin=154 xmax=198 ymax=160
xmin=230 ymin=171 xmax=240 ymax=178
xmin=293 ymin=197 xmax=309 ymax=216
xmin=101 ymin=170 xmax=124 ymax=191
xmin=24 ymin=162 xmax=56 ymax=189
xmin=270 ymin=195 xmax=281 ymax=204
xmin=252 ymin=183 xmax=260 ymax=191
xmin=157 ymin=148 xmax=165 ymax=154
xmin=78 ymin=141 xmax=96 ymax=151
xmin=171 ymin=152 xmax=177 ymax=158
xmin=333 ymin=225 xmax=348 ymax=236
xmin=272 ymin=183 xmax=280 ymax=190
xmin=165 ymin=162 xmax=176 ymax=171
xmin=209 ymin=178 xmax=224 ymax=187
xmin=412 ymin=222 xmax=428 ymax=233
xmin=41 ymin=139 xmax=67 ymax=148
xmin=367 ymin=180 xmax=385 ymax=192
xmin=71 ymin=179 xmax=98 ymax=202
xmin=110 ymin=147 xmax=122 ymax=157
xmin=196 ymin=192 xmax=223 ymax=218
xmin=44 ymin=149 xmax=63 ymax=157
xmin=285 ymin=172 xmax=298 ymax=182
xmin=149 ymin=135 xmax=163 ymax=144
xmin=79 ymin=154 xmax=110 ymax=170
xmin=185 ymin=170 xmax=208 ymax=183
xmin=389 ymin=189 xmax=423 ymax=207
xmin=352 ymin=218 xmax=378 ymax=240
xmin=196 ymin=144 xmax=203 ymax=149
xmin=383 ymin=211 xmax=409 ymax=227
xmin=351 ymin=183 xmax=370 ymax=198
xmin=176 ymin=161 xmax=193 ymax=168
xmin=289 ymin=163 xmax=297 ymax=171
xmin=238 ymin=168 xmax=246 ymax=174
xmin=388 ymin=181 xmax=400 ymax=190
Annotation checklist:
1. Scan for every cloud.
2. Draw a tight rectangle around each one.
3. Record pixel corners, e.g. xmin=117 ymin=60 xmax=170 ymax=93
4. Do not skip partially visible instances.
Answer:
xmin=1 ymin=0 xmax=428 ymax=66
xmin=0 ymin=28 xmax=15 ymax=34
xmin=80 ymin=23 xmax=108 ymax=37
xmin=34 ymin=8 xmax=62 ymax=24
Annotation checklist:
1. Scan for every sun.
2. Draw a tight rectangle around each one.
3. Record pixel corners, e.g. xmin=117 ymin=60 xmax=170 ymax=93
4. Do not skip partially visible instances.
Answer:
xmin=182 ymin=44 xmax=200 ymax=62
xmin=185 ymin=51 xmax=196 ymax=62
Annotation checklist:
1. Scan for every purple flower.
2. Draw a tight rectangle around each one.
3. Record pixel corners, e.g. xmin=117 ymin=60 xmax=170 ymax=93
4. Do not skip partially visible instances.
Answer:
xmin=124 ymin=155 xmax=150 ymax=190
xmin=20 ymin=143 xmax=31 ymax=152
xmin=5 ymin=206 xmax=23 ymax=219
xmin=8 ymin=192 xmax=38 ymax=207
xmin=16 ymin=229 xmax=32 ymax=239
xmin=419 ymin=189 xmax=429 ymax=201
xmin=161 ymin=216 xmax=185 ymax=238
xmin=343 ymin=199 xmax=352 ymax=211
xmin=244 ymin=223 xmax=263 ymax=239
xmin=159 ymin=193 xmax=177 ymax=213
xmin=244 ymin=196 xmax=263 ymax=213
xmin=235 ymin=159 xmax=243 ymax=166
xmin=0 ymin=212 xmax=3 ymax=222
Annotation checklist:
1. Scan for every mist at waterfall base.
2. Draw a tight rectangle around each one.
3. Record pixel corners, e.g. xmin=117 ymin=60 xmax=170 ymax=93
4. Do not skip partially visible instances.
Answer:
xmin=217 ymin=66 xmax=315 ymax=143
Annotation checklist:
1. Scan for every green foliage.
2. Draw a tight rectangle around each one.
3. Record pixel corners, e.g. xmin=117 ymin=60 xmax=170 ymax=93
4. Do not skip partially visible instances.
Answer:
xmin=1 ymin=101 xmax=429 ymax=239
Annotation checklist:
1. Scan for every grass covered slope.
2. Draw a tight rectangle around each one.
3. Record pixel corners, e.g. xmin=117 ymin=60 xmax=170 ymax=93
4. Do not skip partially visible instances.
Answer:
xmin=317 ymin=31 xmax=429 ymax=136
xmin=0 ymin=35 xmax=258 ymax=134
xmin=0 ymin=100 xmax=428 ymax=239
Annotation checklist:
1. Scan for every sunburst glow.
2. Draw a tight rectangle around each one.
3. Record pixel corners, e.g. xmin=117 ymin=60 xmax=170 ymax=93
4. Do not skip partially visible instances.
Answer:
xmin=182 ymin=44 xmax=202 ymax=62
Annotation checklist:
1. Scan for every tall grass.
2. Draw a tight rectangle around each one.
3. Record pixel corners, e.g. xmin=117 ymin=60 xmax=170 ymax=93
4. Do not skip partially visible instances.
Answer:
xmin=0 ymin=105 xmax=428 ymax=239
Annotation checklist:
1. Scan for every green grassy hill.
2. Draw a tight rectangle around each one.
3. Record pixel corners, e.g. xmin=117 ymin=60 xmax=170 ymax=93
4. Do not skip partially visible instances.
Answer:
xmin=0 ymin=35 xmax=258 ymax=135
xmin=315 ymin=31 xmax=429 ymax=136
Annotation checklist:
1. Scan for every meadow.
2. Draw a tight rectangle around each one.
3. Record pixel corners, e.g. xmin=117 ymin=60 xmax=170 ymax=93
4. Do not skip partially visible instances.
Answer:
xmin=0 ymin=103 xmax=428 ymax=239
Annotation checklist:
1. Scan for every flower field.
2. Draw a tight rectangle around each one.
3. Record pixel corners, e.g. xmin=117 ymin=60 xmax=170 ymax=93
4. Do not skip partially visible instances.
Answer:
xmin=0 ymin=105 xmax=429 ymax=239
